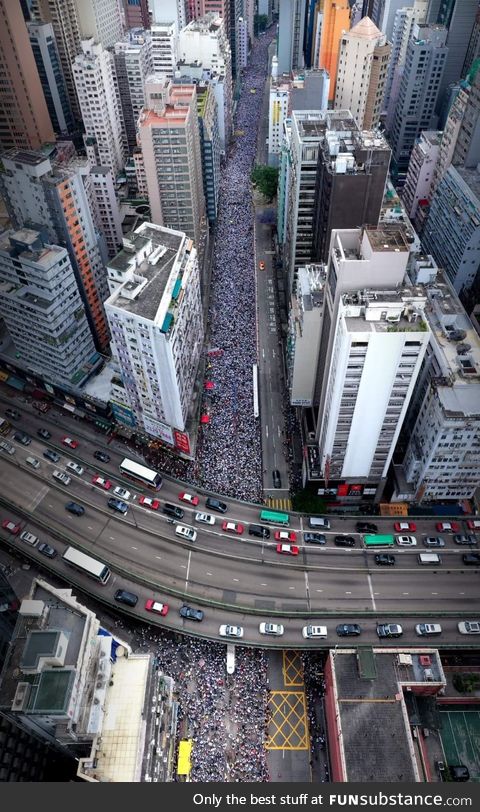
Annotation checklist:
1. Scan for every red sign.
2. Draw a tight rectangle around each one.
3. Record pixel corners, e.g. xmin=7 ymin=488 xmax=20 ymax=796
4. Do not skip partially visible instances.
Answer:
xmin=174 ymin=430 xmax=191 ymax=455
xmin=350 ymin=484 xmax=363 ymax=493
xmin=337 ymin=484 xmax=349 ymax=496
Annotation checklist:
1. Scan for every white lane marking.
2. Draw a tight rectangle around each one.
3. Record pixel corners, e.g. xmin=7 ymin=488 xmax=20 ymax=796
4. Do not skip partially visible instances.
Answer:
xmin=206 ymin=571 xmax=212 ymax=576
xmin=155 ymin=555 xmax=162 ymax=560
xmin=180 ymin=564 xmax=187 ymax=568
xmin=316 ymin=589 xmax=323 ymax=593
xmin=277 ymin=425 xmax=281 ymax=437
xmin=260 ymin=583 xmax=268 ymax=586
xmin=109 ymin=536 xmax=115 ymax=540
xmin=233 ymin=578 xmax=239 ymax=582
xmin=272 ymin=349 xmax=275 ymax=358
xmin=345 ymin=591 xmax=352 ymax=595
xmin=431 ymin=592 xmax=438 ymax=595
xmin=288 ymin=586 xmax=295 ymax=590
xmin=262 ymin=349 xmax=265 ymax=359
xmin=131 ymin=546 xmax=138 ymax=550
xmin=185 ymin=551 xmax=191 ymax=589
xmin=402 ymin=592 xmax=409 ymax=595
xmin=265 ymin=425 xmax=269 ymax=438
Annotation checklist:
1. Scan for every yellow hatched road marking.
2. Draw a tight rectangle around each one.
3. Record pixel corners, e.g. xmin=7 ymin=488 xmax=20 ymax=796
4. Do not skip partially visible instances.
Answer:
xmin=282 ymin=651 xmax=304 ymax=687
xmin=266 ymin=691 xmax=309 ymax=750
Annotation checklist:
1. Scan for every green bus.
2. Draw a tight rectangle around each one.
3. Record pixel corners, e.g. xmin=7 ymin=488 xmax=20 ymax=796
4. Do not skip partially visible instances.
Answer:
xmin=364 ymin=534 xmax=395 ymax=547
xmin=259 ymin=509 xmax=290 ymax=526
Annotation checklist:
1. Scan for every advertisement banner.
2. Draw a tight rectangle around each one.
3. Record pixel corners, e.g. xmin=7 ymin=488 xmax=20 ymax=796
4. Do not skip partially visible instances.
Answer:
xmin=174 ymin=430 xmax=191 ymax=455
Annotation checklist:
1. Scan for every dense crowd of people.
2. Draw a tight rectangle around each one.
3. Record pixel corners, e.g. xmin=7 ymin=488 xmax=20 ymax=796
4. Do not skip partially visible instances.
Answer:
xmin=133 ymin=625 xmax=270 ymax=782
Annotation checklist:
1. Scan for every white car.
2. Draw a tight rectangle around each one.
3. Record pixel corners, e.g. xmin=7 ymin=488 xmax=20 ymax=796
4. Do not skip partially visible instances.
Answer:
xmin=415 ymin=623 xmax=442 ymax=636
xmin=20 ymin=530 xmax=39 ymax=546
xmin=259 ymin=622 xmax=284 ymax=636
xmin=52 ymin=469 xmax=71 ymax=486
xmin=195 ymin=512 xmax=215 ymax=525
xmin=219 ymin=624 xmax=244 ymax=638
xmin=396 ymin=535 xmax=417 ymax=546
xmin=66 ymin=461 xmax=84 ymax=476
xmin=458 ymin=620 xmax=480 ymax=635
xmin=113 ymin=486 xmax=131 ymax=500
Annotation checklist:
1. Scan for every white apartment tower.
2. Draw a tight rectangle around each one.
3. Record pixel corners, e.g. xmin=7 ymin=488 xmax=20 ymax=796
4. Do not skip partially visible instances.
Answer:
xmin=73 ymin=39 xmax=126 ymax=177
xmin=268 ymin=82 xmax=290 ymax=165
xmin=334 ymin=17 xmax=391 ymax=130
xmin=0 ymin=228 xmax=100 ymax=388
xmin=151 ymin=22 xmax=178 ymax=78
xmin=105 ymin=222 xmax=204 ymax=445
xmin=401 ymin=130 xmax=441 ymax=222
xmin=73 ymin=0 xmax=124 ymax=49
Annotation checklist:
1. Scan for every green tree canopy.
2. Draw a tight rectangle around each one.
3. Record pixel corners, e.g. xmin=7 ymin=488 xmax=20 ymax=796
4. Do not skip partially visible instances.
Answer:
xmin=251 ymin=164 xmax=279 ymax=201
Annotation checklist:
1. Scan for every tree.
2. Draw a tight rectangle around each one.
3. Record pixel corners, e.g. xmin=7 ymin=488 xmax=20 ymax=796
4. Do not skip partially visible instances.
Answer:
xmin=254 ymin=14 xmax=268 ymax=35
xmin=251 ymin=164 xmax=279 ymax=201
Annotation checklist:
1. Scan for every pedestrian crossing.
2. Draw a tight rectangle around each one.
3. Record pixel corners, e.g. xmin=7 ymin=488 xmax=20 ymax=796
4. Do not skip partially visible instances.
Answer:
xmin=266 ymin=496 xmax=292 ymax=511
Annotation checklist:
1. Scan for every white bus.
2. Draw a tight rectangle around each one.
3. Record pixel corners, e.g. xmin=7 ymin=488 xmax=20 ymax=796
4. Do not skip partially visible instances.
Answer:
xmin=62 ymin=546 xmax=111 ymax=584
xmin=119 ymin=457 xmax=162 ymax=490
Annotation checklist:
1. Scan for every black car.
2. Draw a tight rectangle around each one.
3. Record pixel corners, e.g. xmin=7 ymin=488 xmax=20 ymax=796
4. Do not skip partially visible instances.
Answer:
xmin=43 ymin=449 xmax=60 ymax=463
xmin=462 ymin=553 xmax=480 ymax=565
xmin=94 ymin=450 xmax=111 ymax=463
xmin=5 ymin=408 xmax=20 ymax=419
xmin=334 ymin=535 xmax=356 ymax=547
xmin=374 ymin=553 xmax=396 ymax=566
xmin=179 ymin=605 xmax=204 ymax=622
xmin=65 ymin=501 xmax=85 ymax=516
xmin=249 ymin=524 xmax=270 ymax=539
xmin=114 ymin=589 xmax=138 ymax=607
xmin=356 ymin=522 xmax=378 ymax=534
xmin=304 ymin=532 xmax=326 ymax=545
xmin=449 ymin=765 xmax=470 ymax=782
xmin=13 ymin=431 xmax=31 ymax=446
xmin=37 ymin=428 xmax=51 ymax=440
xmin=336 ymin=623 xmax=361 ymax=637
xmin=272 ymin=469 xmax=281 ymax=488
xmin=205 ymin=497 xmax=227 ymax=513
xmin=163 ymin=503 xmax=184 ymax=520
xmin=38 ymin=542 xmax=57 ymax=558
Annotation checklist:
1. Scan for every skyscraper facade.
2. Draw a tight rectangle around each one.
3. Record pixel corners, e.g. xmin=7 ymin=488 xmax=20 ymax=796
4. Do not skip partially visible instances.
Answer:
xmin=27 ymin=21 xmax=75 ymax=136
xmin=318 ymin=0 xmax=351 ymax=101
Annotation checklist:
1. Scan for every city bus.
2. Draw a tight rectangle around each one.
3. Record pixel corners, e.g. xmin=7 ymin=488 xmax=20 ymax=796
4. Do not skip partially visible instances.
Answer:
xmin=119 ymin=458 xmax=162 ymax=490
xmin=363 ymin=534 xmax=395 ymax=547
xmin=259 ymin=509 xmax=290 ymax=527
xmin=0 ymin=417 xmax=11 ymax=436
xmin=62 ymin=546 xmax=111 ymax=584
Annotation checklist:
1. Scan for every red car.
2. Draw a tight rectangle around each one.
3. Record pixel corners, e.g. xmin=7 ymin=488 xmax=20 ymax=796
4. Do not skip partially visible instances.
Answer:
xmin=394 ymin=521 xmax=417 ymax=532
xmin=145 ymin=599 xmax=169 ymax=616
xmin=259 ymin=261 xmax=266 ymax=270
xmin=222 ymin=521 xmax=244 ymax=535
xmin=436 ymin=521 xmax=460 ymax=532
xmin=62 ymin=436 xmax=79 ymax=449
xmin=139 ymin=496 xmax=160 ymax=510
xmin=179 ymin=492 xmax=199 ymax=506
xmin=276 ymin=543 xmax=299 ymax=556
xmin=466 ymin=520 xmax=480 ymax=531
xmin=2 ymin=519 xmax=21 ymax=535
xmin=91 ymin=474 xmax=112 ymax=490
xmin=274 ymin=530 xmax=297 ymax=542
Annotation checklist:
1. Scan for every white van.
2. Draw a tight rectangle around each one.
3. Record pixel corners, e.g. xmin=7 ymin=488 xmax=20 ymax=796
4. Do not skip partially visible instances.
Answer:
xmin=20 ymin=530 xmax=39 ymax=547
xmin=26 ymin=456 xmax=40 ymax=469
xmin=308 ymin=516 xmax=330 ymax=530
xmin=66 ymin=461 xmax=84 ymax=476
xmin=302 ymin=624 xmax=328 ymax=639
xmin=52 ymin=469 xmax=71 ymax=486
xmin=175 ymin=524 xmax=197 ymax=542
xmin=418 ymin=552 xmax=441 ymax=565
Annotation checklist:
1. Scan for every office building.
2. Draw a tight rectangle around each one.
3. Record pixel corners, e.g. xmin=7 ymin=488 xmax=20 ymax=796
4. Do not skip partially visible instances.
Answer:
xmin=0 ymin=0 xmax=54 ymax=152
xmin=27 ymin=21 xmax=75 ymax=136
xmin=463 ymin=4 xmax=480 ymax=77
xmin=371 ymin=0 xmax=426 ymax=40
xmin=178 ymin=14 xmax=233 ymax=151
xmin=318 ymin=0 xmax=351 ymax=101
xmin=277 ymin=0 xmax=308 ymax=74
xmin=30 ymin=0 xmax=83 ymax=122
xmin=73 ymin=39 xmax=126 ymax=177
xmin=426 ymin=0 xmax=478 ymax=115
xmin=399 ymin=273 xmax=480 ymax=503
xmin=268 ymin=69 xmax=330 ymax=166
xmin=387 ymin=23 xmax=448 ymax=179
xmin=0 ymin=577 xmax=177 ymax=782
xmin=151 ymin=22 xmax=178 ymax=77
xmin=122 ymin=0 xmax=150 ymax=29
xmin=74 ymin=0 xmax=124 ymax=49
xmin=422 ymin=165 xmax=480 ymax=298
xmin=430 ymin=81 xmax=469 ymax=199
xmin=383 ymin=2 xmax=428 ymax=119
xmin=237 ymin=17 xmax=248 ymax=70
xmin=114 ymin=30 xmax=153 ymax=155
xmin=0 ymin=229 xmax=100 ymax=388
xmin=138 ymin=77 xmax=206 ymax=252
xmin=196 ymin=84 xmax=221 ymax=222
xmin=151 ymin=0 xmax=187 ymax=30
xmin=401 ymin=131 xmax=441 ymax=224
xmin=105 ymin=222 xmax=204 ymax=447
xmin=0 ymin=149 xmax=111 ymax=353
xmin=452 ymin=64 xmax=480 ymax=171
xmin=288 ymin=264 xmax=327 ymax=407
xmin=88 ymin=167 xmax=123 ymax=259
xmin=334 ymin=16 xmax=391 ymax=130
xmin=268 ymin=82 xmax=290 ymax=165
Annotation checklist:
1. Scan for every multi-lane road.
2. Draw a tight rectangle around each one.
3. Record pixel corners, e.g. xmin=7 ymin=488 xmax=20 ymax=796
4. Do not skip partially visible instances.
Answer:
xmin=1 ymin=399 xmax=479 ymax=648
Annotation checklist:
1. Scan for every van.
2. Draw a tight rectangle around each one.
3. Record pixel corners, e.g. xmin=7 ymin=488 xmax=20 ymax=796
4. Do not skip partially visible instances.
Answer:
xmin=175 ymin=524 xmax=197 ymax=542
xmin=163 ymin=503 xmax=184 ymax=520
xmin=66 ymin=461 xmax=84 ymax=476
xmin=26 ymin=456 xmax=40 ymax=469
xmin=418 ymin=553 xmax=441 ymax=565
xmin=114 ymin=589 xmax=138 ymax=607
xmin=308 ymin=516 xmax=330 ymax=530
xmin=52 ymin=469 xmax=71 ymax=485
xmin=302 ymin=624 xmax=328 ymax=639
xmin=0 ymin=439 xmax=15 ymax=455
xmin=20 ymin=530 xmax=38 ymax=547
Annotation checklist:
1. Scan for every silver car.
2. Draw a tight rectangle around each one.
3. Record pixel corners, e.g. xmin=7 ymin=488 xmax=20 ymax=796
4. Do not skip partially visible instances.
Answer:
xmin=219 ymin=624 xmax=243 ymax=638
xmin=195 ymin=512 xmax=215 ymax=525
xmin=259 ymin=622 xmax=284 ymax=636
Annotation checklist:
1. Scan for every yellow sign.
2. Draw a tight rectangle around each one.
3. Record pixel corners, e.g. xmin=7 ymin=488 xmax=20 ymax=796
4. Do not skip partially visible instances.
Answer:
xmin=177 ymin=739 xmax=193 ymax=775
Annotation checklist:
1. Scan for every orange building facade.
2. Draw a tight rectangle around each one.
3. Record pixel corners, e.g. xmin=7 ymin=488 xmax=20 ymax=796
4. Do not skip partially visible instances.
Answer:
xmin=318 ymin=0 xmax=351 ymax=101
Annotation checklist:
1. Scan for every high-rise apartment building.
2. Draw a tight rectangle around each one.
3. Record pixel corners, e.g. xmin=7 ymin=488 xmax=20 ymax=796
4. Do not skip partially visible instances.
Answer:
xmin=288 ymin=263 xmax=327 ymax=407
xmin=334 ymin=16 xmax=391 ymax=130
xmin=105 ymin=222 xmax=203 ymax=447
xmin=463 ymin=4 xmax=480 ymax=77
xmin=387 ymin=23 xmax=448 ymax=179
xmin=383 ymin=2 xmax=428 ymax=119
xmin=151 ymin=22 xmax=179 ymax=77
xmin=401 ymin=130 xmax=441 ymax=224
xmin=426 ymin=0 xmax=478 ymax=115
xmin=114 ymin=30 xmax=153 ymax=155
xmin=371 ymin=0 xmax=425 ymax=40
xmin=122 ymin=0 xmax=150 ymax=29
xmin=452 ymin=64 xmax=480 ymax=171
xmin=73 ymin=0 xmax=124 ymax=49
xmin=27 ymin=21 xmax=75 ymax=137
xmin=73 ymin=39 xmax=126 ymax=177
xmin=277 ymin=0 xmax=308 ymax=74
xmin=422 ymin=165 xmax=480 ymax=298
xmin=151 ymin=0 xmax=188 ymax=30
xmin=88 ymin=167 xmax=123 ymax=259
xmin=0 ymin=228 xmax=100 ymax=387
xmin=0 ymin=0 xmax=54 ymax=152
xmin=0 ymin=150 xmax=111 ymax=352
xmin=196 ymin=84 xmax=221 ymax=222
xmin=178 ymin=14 xmax=233 ymax=151
xmin=138 ymin=77 xmax=206 ymax=252
xmin=318 ymin=0 xmax=351 ymax=101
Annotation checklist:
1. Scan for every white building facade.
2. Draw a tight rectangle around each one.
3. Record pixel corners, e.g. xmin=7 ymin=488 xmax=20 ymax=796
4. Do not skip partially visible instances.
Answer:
xmin=401 ymin=130 xmax=441 ymax=221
